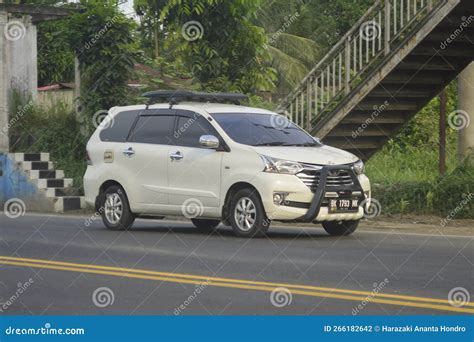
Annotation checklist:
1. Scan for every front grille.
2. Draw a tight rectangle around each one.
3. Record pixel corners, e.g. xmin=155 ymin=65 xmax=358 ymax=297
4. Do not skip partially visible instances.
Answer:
xmin=296 ymin=165 xmax=354 ymax=192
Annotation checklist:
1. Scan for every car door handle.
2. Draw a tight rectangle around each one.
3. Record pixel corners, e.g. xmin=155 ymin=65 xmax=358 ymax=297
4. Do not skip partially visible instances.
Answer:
xmin=123 ymin=147 xmax=135 ymax=157
xmin=170 ymin=151 xmax=183 ymax=161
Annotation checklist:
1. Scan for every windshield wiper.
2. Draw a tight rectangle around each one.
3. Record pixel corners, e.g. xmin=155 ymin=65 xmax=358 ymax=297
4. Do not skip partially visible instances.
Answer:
xmin=284 ymin=143 xmax=318 ymax=147
xmin=253 ymin=142 xmax=288 ymax=146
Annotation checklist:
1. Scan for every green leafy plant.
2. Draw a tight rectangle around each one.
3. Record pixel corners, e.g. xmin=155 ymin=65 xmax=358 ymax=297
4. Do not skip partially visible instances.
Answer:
xmin=159 ymin=0 xmax=277 ymax=93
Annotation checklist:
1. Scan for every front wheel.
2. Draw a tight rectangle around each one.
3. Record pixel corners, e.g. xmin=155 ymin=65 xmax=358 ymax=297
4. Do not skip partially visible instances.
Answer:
xmin=322 ymin=220 xmax=359 ymax=236
xmin=229 ymin=189 xmax=269 ymax=238
xmin=100 ymin=185 xmax=135 ymax=231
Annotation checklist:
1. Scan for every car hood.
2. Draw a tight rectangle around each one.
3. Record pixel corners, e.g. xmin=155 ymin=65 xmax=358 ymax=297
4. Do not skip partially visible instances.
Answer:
xmin=250 ymin=145 xmax=359 ymax=165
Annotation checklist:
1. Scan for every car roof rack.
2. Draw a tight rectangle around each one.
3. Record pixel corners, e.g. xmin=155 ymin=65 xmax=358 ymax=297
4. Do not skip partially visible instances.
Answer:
xmin=142 ymin=90 xmax=248 ymax=108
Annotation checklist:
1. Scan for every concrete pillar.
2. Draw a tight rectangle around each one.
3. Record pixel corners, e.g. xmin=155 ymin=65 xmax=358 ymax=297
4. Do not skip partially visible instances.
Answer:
xmin=0 ymin=13 xmax=38 ymax=153
xmin=457 ymin=62 xmax=474 ymax=163
xmin=0 ymin=11 xmax=9 ymax=152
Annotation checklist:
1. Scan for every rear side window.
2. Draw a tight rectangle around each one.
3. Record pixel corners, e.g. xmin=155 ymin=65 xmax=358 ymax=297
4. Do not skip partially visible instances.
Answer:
xmin=129 ymin=115 xmax=175 ymax=145
xmin=174 ymin=115 xmax=219 ymax=147
xmin=99 ymin=110 xmax=140 ymax=142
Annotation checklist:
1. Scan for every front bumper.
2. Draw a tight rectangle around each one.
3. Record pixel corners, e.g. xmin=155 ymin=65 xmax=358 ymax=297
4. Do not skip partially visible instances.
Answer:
xmin=255 ymin=165 xmax=370 ymax=222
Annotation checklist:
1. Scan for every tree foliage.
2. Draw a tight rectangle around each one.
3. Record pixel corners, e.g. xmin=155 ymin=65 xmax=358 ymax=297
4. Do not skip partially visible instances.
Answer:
xmin=159 ymin=0 xmax=277 ymax=93
xmin=67 ymin=1 xmax=138 ymax=124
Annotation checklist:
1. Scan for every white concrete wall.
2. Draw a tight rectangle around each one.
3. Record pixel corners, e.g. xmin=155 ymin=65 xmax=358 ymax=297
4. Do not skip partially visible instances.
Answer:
xmin=0 ymin=13 xmax=38 ymax=152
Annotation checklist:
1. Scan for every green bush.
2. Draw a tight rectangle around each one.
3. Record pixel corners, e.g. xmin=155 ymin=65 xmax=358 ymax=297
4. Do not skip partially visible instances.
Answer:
xmin=372 ymin=164 xmax=474 ymax=219
xmin=10 ymin=97 xmax=87 ymax=192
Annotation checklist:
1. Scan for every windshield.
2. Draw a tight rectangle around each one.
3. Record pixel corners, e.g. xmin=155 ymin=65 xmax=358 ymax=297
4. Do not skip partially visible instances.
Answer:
xmin=211 ymin=113 xmax=319 ymax=146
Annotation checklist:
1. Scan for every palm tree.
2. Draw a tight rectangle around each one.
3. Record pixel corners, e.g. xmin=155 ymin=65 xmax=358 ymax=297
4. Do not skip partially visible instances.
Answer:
xmin=255 ymin=0 xmax=320 ymax=95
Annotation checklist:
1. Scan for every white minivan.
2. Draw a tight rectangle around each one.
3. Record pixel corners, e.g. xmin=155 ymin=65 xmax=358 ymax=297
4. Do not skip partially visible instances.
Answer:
xmin=84 ymin=91 xmax=371 ymax=237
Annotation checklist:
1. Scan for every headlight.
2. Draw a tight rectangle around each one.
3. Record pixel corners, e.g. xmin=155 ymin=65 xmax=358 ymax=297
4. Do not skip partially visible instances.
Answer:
xmin=353 ymin=160 xmax=365 ymax=175
xmin=260 ymin=155 xmax=303 ymax=175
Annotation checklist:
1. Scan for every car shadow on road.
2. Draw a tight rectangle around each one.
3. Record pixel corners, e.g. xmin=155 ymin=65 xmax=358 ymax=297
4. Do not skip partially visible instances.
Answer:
xmin=126 ymin=223 xmax=340 ymax=240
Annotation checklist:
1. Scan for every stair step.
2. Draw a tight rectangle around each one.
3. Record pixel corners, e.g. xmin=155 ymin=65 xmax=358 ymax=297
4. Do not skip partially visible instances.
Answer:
xmin=323 ymin=137 xmax=383 ymax=150
xmin=411 ymin=43 xmax=474 ymax=57
xmin=382 ymin=73 xmax=445 ymax=85
xmin=13 ymin=153 xmax=49 ymax=162
xmin=355 ymin=102 xmax=418 ymax=111
xmin=368 ymin=90 xmax=432 ymax=98
xmin=424 ymin=33 xmax=473 ymax=45
xmin=328 ymin=125 xmax=396 ymax=137
xmin=27 ymin=169 xmax=64 ymax=180
xmin=342 ymin=113 xmax=406 ymax=124
xmin=21 ymin=161 xmax=54 ymax=171
xmin=36 ymin=178 xmax=73 ymax=189
xmin=396 ymin=61 xmax=456 ymax=72
xmin=45 ymin=187 xmax=79 ymax=198
xmin=54 ymin=196 xmax=85 ymax=212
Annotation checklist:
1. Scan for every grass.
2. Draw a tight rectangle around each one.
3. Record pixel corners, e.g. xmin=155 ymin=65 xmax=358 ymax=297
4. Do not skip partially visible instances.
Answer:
xmin=366 ymin=143 xmax=459 ymax=184
xmin=366 ymin=144 xmax=474 ymax=219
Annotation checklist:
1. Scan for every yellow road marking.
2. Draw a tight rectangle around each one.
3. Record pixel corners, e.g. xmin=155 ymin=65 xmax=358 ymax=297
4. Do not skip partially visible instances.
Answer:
xmin=1 ymin=256 xmax=472 ymax=307
xmin=0 ymin=256 xmax=473 ymax=313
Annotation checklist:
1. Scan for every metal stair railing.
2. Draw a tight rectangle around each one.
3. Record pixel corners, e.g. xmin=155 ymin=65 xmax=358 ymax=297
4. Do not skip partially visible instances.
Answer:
xmin=277 ymin=0 xmax=446 ymax=133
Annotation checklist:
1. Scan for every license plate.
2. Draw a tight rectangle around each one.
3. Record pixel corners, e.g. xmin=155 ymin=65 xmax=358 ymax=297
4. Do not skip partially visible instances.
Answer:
xmin=328 ymin=198 xmax=359 ymax=213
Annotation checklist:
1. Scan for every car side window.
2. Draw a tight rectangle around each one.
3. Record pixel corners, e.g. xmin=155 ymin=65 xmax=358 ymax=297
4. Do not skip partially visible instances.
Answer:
xmin=174 ymin=115 xmax=219 ymax=148
xmin=99 ymin=110 xmax=141 ymax=142
xmin=128 ymin=115 xmax=175 ymax=145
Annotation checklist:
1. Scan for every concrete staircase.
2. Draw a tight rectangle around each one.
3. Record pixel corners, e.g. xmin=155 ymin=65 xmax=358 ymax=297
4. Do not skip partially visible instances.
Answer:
xmin=12 ymin=153 xmax=85 ymax=212
xmin=278 ymin=0 xmax=474 ymax=160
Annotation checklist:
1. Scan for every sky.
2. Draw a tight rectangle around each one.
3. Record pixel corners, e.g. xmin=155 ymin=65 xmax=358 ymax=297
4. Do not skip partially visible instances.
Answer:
xmin=118 ymin=0 xmax=137 ymax=18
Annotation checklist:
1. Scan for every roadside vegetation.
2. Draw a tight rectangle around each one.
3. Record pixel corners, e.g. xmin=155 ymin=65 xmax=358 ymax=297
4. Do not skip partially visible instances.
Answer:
xmin=7 ymin=0 xmax=473 ymax=218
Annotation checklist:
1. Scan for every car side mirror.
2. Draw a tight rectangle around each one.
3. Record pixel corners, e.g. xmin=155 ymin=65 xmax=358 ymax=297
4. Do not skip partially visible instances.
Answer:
xmin=199 ymin=135 xmax=220 ymax=149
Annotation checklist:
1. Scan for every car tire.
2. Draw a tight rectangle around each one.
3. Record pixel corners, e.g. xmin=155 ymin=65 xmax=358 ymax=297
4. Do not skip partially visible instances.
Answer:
xmin=322 ymin=220 xmax=359 ymax=236
xmin=229 ymin=188 xmax=269 ymax=238
xmin=100 ymin=185 xmax=135 ymax=231
xmin=191 ymin=218 xmax=220 ymax=233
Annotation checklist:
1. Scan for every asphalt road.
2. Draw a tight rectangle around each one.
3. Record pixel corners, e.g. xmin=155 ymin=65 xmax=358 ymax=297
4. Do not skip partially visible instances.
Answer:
xmin=0 ymin=213 xmax=473 ymax=315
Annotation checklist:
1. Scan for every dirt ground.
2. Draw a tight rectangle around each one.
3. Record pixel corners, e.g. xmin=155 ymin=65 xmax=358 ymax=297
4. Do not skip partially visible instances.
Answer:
xmin=357 ymin=214 xmax=474 ymax=236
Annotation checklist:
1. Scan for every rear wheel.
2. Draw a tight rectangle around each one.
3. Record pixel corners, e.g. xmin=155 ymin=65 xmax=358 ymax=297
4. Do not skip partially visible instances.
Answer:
xmin=191 ymin=218 xmax=220 ymax=233
xmin=100 ymin=185 xmax=135 ymax=231
xmin=322 ymin=220 xmax=359 ymax=236
xmin=229 ymin=189 xmax=269 ymax=238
